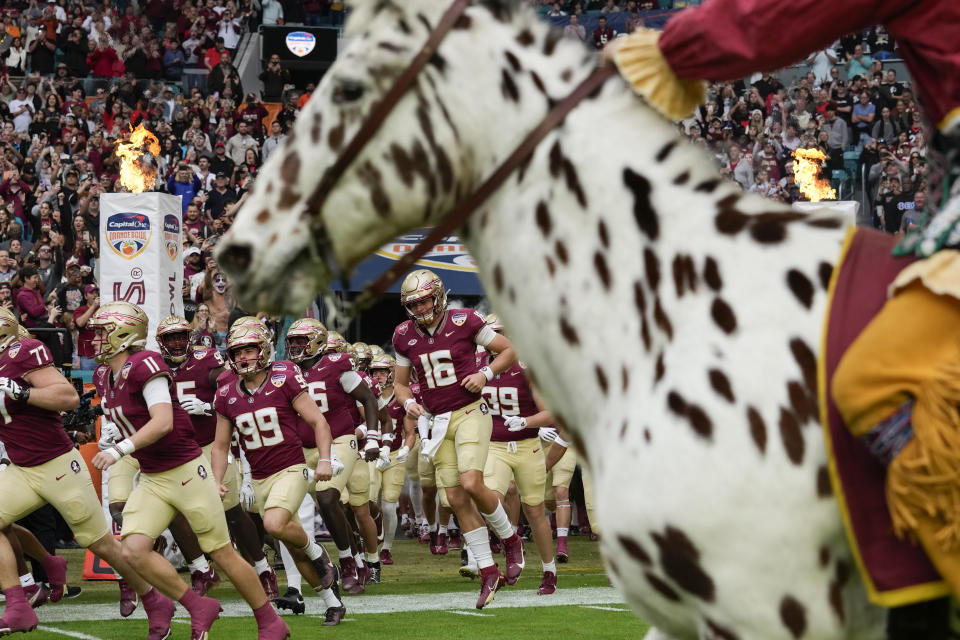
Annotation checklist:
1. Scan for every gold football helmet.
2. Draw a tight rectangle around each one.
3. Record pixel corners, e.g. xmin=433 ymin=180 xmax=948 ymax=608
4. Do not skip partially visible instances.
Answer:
xmin=369 ymin=345 xmax=386 ymax=360
xmin=369 ymin=352 xmax=396 ymax=386
xmin=232 ymin=314 xmax=270 ymax=337
xmin=326 ymin=331 xmax=348 ymax=353
xmin=16 ymin=325 xmax=29 ymax=341
xmin=89 ymin=301 xmax=148 ymax=363
xmin=0 ymin=308 xmax=20 ymax=352
xmin=156 ymin=315 xmax=192 ymax=364
xmin=226 ymin=326 xmax=272 ymax=375
xmin=285 ymin=318 xmax=328 ymax=364
xmin=400 ymin=269 xmax=447 ymax=326
xmin=484 ymin=313 xmax=503 ymax=332
xmin=349 ymin=342 xmax=373 ymax=371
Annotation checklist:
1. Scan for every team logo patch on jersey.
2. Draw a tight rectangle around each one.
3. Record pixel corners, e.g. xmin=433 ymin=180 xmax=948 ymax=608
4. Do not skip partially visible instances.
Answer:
xmin=408 ymin=339 xmax=417 ymax=346
xmin=106 ymin=212 xmax=152 ymax=260
xmin=219 ymin=387 xmax=228 ymax=396
xmin=229 ymin=397 xmax=237 ymax=404
xmin=451 ymin=311 xmax=468 ymax=326
xmin=163 ymin=214 xmax=180 ymax=261
xmin=328 ymin=354 xmax=342 ymax=362
xmin=272 ymin=363 xmax=287 ymax=371
xmin=70 ymin=460 xmax=81 ymax=474
xmin=197 ymin=464 xmax=208 ymax=479
xmin=271 ymin=373 xmax=287 ymax=387
xmin=479 ymin=402 xmax=489 ymax=415
xmin=7 ymin=344 xmax=19 ymax=358
xmin=120 ymin=361 xmax=133 ymax=379
xmin=302 ymin=468 xmax=309 ymax=481
xmin=194 ymin=349 xmax=209 ymax=360
xmin=397 ymin=323 xmax=409 ymax=336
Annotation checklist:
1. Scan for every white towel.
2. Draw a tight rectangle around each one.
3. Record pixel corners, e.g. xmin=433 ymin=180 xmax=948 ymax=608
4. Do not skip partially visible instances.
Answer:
xmin=417 ymin=414 xmax=431 ymax=441
xmin=420 ymin=411 xmax=451 ymax=460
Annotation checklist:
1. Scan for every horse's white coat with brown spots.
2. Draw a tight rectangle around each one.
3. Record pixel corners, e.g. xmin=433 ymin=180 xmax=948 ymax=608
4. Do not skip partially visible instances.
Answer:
xmin=219 ymin=1 xmax=887 ymax=637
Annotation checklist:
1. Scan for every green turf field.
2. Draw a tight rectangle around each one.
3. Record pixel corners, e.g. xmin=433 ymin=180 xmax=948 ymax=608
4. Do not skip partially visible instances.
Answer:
xmin=15 ymin=537 xmax=650 ymax=639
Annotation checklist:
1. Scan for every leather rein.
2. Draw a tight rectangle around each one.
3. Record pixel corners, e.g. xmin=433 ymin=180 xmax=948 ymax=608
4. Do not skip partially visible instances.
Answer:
xmin=307 ymin=0 xmax=616 ymax=310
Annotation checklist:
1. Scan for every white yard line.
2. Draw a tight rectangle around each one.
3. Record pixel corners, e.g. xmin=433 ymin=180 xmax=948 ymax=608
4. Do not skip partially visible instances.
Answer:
xmin=36 ymin=626 xmax=107 ymax=640
xmin=580 ymin=605 xmax=628 ymax=612
xmin=33 ymin=586 xmax=626 ymax=622
xmin=447 ymin=611 xmax=494 ymax=617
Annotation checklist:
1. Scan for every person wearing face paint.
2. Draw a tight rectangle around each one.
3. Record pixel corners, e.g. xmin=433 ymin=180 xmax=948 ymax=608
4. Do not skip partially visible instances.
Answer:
xmin=197 ymin=265 xmax=235 ymax=350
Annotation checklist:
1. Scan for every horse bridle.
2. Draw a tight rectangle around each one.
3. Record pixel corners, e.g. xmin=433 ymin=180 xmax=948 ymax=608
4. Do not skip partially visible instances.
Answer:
xmin=306 ymin=0 xmax=616 ymax=310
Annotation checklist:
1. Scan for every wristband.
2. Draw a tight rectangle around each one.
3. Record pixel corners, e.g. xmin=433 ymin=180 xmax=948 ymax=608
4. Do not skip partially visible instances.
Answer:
xmin=554 ymin=436 xmax=568 ymax=448
xmin=479 ymin=366 xmax=494 ymax=381
xmin=110 ymin=438 xmax=135 ymax=461
xmin=318 ymin=458 xmax=331 ymax=462
xmin=367 ymin=430 xmax=381 ymax=441
xmin=403 ymin=398 xmax=417 ymax=411
xmin=382 ymin=433 xmax=395 ymax=443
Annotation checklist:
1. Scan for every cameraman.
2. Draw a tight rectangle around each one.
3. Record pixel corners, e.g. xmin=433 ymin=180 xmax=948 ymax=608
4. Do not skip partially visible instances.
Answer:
xmin=72 ymin=284 xmax=98 ymax=371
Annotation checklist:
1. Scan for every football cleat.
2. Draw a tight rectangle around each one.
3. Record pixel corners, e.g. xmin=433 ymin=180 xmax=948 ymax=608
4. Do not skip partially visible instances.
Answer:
xmin=257 ymin=615 xmax=291 ymax=640
xmin=322 ymin=606 xmax=346 ymax=627
xmin=191 ymin=568 xmax=221 ymax=597
xmin=0 ymin=596 xmax=38 ymax=636
xmin=431 ymin=532 xmax=448 ymax=555
xmin=188 ymin=596 xmax=222 ymax=640
xmin=367 ymin=562 xmax=381 ymax=585
xmin=42 ymin=555 xmax=67 ymax=603
xmin=589 ymin=532 xmax=599 ymax=542
xmin=311 ymin=547 xmax=335 ymax=590
xmin=379 ymin=549 xmax=394 ymax=565
xmin=142 ymin=588 xmax=175 ymax=640
xmin=502 ymin=534 xmax=525 ymax=585
xmin=24 ymin=584 xmax=47 ymax=609
xmin=339 ymin=556 xmax=363 ymax=595
xmin=448 ymin=529 xmax=462 ymax=550
xmin=556 ymin=537 xmax=569 ymax=563
xmin=418 ymin=523 xmax=431 ymax=544
xmin=273 ymin=587 xmax=305 ymax=615
xmin=62 ymin=585 xmax=83 ymax=599
xmin=537 ymin=571 xmax=558 ymax=595
xmin=355 ymin=560 xmax=370 ymax=588
xmin=118 ymin=579 xmax=139 ymax=617
xmin=259 ymin=568 xmax=279 ymax=601
xmin=459 ymin=549 xmax=479 ymax=580
xmin=476 ymin=565 xmax=505 ymax=609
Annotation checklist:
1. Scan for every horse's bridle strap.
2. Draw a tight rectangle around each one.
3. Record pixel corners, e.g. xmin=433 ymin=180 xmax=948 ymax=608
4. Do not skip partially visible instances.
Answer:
xmin=357 ymin=64 xmax=617 ymax=305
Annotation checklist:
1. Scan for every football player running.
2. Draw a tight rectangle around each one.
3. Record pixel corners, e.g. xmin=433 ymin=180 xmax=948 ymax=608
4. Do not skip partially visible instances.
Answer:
xmin=480 ymin=314 xmax=559 ymax=595
xmin=284 ymin=320 xmax=381 ymax=594
xmin=393 ymin=270 xmax=522 ymax=609
xmin=0 ymin=308 xmax=172 ymax=638
xmin=155 ymin=316 xmax=279 ymax=599
xmin=212 ymin=325 xmax=345 ymax=626
xmin=88 ymin=302 xmax=289 ymax=640
xmin=370 ymin=353 xmax=415 ymax=566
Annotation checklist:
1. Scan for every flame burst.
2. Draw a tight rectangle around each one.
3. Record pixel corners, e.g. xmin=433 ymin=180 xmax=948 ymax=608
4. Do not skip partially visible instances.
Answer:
xmin=115 ymin=124 xmax=160 ymax=193
xmin=792 ymin=148 xmax=836 ymax=202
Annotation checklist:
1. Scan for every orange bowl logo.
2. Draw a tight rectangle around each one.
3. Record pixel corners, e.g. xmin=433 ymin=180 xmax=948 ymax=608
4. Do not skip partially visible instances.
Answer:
xmin=106 ymin=213 xmax=152 ymax=260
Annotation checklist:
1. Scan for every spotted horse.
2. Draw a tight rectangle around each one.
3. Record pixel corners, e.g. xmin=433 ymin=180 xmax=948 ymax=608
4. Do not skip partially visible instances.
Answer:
xmin=216 ymin=1 xmax=888 ymax=637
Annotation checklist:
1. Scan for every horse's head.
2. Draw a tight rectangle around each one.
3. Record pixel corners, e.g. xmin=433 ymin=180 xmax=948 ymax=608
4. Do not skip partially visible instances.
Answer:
xmin=217 ymin=0 xmax=538 ymax=313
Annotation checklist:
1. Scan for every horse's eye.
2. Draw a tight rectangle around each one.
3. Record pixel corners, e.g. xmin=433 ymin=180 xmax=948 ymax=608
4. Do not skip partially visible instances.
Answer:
xmin=333 ymin=80 xmax=365 ymax=104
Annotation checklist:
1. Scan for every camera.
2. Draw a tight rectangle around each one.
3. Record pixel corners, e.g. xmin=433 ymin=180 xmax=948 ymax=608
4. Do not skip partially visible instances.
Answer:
xmin=62 ymin=387 xmax=103 ymax=437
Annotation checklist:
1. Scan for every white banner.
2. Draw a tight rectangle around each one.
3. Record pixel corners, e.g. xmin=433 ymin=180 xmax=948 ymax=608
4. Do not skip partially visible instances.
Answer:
xmin=100 ymin=193 xmax=184 ymax=352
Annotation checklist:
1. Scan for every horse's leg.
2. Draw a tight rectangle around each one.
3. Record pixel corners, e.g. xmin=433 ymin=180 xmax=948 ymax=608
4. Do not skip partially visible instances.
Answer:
xmin=644 ymin=629 xmax=683 ymax=640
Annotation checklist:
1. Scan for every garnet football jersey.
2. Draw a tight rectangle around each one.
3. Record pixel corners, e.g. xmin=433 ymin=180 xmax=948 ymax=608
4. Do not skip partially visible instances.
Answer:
xmin=393 ymin=309 xmax=493 ymax=414
xmin=300 ymin=352 xmax=362 ymax=442
xmin=349 ymin=371 xmax=380 ymax=428
xmin=384 ymin=394 xmax=404 ymax=452
xmin=214 ymin=361 xmax=307 ymax=479
xmin=482 ymin=362 xmax=541 ymax=442
xmin=170 ymin=348 xmax=225 ymax=447
xmin=0 ymin=339 xmax=74 ymax=466
xmin=93 ymin=351 xmax=202 ymax=474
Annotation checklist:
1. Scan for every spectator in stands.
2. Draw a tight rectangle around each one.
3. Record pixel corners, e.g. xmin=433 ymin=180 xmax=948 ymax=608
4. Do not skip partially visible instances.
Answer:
xmin=823 ymin=103 xmax=849 ymax=170
xmin=210 ymin=140 xmax=235 ymax=177
xmin=261 ymin=120 xmax=285 ymax=162
xmin=0 ymin=249 xmax=15 ymax=283
xmin=204 ymin=37 xmax=227 ymax=71
xmin=601 ymin=0 xmax=621 ymax=13
xmin=225 ymin=120 xmax=258 ymax=165
xmin=87 ymin=39 xmax=123 ymax=78
xmin=8 ymin=86 xmax=33 ymax=132
xmin=207 ymin=50 xmax=242 ymax=98
xmin=846 ymin=44 xmax=872 ymax=79
xmin=547 ymin=3 xmax=567 ymax=17
xmin=237 ymin=92 xmax=268 ymax=138
xmin=15 ymin=265 xmax=44 ymax=327
xmin=563 ymin=14 xmax=585 ymax=42
xmin=592 ymin=16 xmax=615 ymax=50
xmin=727 ymin=145 xmax=754 ymax=190
xmin=207 ymin=171 xmax=237 ymax=220
xmin=54 ymin=258 xmax=84 ymax=313
xmin=259 ymin=54 xmax=289 ymax=101
xmin=34 ymin=241 xmax=62 ymax=295
xmin=167 ymin=164 xmax=203 ymax=212
xmin=262 ymin=0 xmax=284 ymax=26
xmin=872 ymin=105 xmax=900 ymax=143
xmin=218 ymin=8 xmax=243 ymax=55
xmin=73 ymin=283 xmax=98 ymax=370
xmin=5 ymin=38 xmax=26 ymax=75
xmin=163 ymin=39 xmax=186 ymax=80
xmin=851 ymin=90 xmax=876 ymax=144
xmin=27 ymin=29 xmax=56 ymax=76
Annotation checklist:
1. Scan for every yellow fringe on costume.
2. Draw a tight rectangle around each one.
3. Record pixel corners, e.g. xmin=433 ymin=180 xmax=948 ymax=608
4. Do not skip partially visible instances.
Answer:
xmin=611 ymin=28 xmax=707 ymax=120
xmin=888 ymin=368 xmax=960 ymax=551
xmin=890 ymin=249 xmax=960 ymax=300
